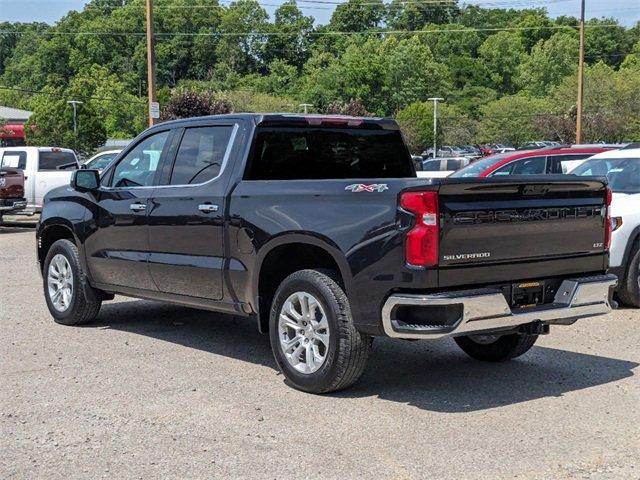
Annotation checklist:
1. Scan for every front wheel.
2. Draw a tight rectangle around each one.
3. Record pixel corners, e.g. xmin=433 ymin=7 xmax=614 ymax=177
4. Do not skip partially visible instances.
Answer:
xmin=269 ymin=269 xmax=372 ymax=394
xmin=454 ymin=332 xmax=538 ymax=362
xmin=43 ymin=239 xmax=102 ymax=326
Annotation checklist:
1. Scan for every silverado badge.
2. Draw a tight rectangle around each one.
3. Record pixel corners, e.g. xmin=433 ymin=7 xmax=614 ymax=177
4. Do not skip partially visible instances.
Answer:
xmin=345 ymin=183 xmax=389 ymax=193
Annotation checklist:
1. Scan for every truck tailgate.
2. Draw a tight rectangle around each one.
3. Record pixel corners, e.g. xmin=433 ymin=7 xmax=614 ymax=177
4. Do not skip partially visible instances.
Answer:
xmin=438 ymin=177 xmax=608 ymax=268
xmin=0 ymin=168 xmax=25 ymax=198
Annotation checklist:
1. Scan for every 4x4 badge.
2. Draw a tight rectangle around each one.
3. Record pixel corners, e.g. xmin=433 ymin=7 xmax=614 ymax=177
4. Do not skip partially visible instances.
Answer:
xmin=345 ymin=183 xmax=389 ymax=193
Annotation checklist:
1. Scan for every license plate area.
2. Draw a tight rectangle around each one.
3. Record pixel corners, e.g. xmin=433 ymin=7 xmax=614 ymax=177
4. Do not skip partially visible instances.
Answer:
xmin=511 ymin=281 xmax=545 ymax=308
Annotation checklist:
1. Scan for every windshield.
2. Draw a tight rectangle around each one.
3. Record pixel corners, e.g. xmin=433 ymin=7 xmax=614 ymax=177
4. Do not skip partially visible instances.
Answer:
xmin=87 ymin=153 xmax=118 ymax=170
xmin=572 ymin=157 xmax=640 ymax=194
xmin=450 ymin=153 xmax=512 ymax=177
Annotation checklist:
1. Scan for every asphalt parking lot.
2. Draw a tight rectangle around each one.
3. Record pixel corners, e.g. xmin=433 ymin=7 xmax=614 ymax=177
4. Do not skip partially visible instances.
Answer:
xmin=1 ymin=222 xmax=639 ymax=479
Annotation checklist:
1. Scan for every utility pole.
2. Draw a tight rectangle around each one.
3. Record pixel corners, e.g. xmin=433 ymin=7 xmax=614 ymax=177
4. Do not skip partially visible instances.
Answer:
xmin=576 ymin=0 xmax=585 ymax=144
xmin=428 ymin=97 xmax=444 ymax=159
xmin=146 ymin=0 xmax=158 ymax=127
xmin=299 ymin=103 xmax=313 ymax=114
xmin=66 ymin=100 xmax=83 ymax=135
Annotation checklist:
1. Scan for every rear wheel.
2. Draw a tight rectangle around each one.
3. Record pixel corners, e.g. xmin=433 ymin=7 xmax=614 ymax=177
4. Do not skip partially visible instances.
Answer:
xmin=43 ymin=239 xmax=102 ymax=325
xmin=454 ymin=332 xmax=538 ymax=362
xmin=269 ymin=269 xmax=372 ymax=393
xmin=617 ymin=247 xmax=640 ymax=308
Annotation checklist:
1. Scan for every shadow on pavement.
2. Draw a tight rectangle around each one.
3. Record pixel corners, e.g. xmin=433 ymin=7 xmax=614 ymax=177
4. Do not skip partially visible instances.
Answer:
xmin=95 ymin=299 xmax=637 ymax=412
xmin=0 ymin=219 xmax=37 ymax=233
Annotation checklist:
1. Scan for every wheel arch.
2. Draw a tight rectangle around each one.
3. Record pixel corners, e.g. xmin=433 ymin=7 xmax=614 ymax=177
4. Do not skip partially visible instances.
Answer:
xmin=37 ymin=219 xmax=80 ymax=271
xmin=253 ymin=233 xmax=352 ymax=333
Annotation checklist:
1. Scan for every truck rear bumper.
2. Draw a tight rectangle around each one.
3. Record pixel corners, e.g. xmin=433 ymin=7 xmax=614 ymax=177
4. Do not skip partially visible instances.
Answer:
xmin=381 ymin=274 xmax=617 ymax=339
xmin=0 ymin=198 xmax=27 ymax=212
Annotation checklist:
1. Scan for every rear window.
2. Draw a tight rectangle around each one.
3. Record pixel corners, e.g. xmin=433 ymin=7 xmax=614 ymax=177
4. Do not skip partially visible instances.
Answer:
xmin=38 ymin=151 xmax=78 ymax=171
xmin=450 ymin=153 xmax=511 ymax=178
xmin=422 ymin=159 xmax=441 ymax=171
xmin=1 ymin=151 xmax=27 ymax=169
xmin=244 ymin=127 xmax=414 ymax=180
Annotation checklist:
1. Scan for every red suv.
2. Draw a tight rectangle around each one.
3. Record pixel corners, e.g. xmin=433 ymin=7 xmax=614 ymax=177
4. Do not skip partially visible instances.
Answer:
xmin=452 ymin=146 xmax=612 ymax=178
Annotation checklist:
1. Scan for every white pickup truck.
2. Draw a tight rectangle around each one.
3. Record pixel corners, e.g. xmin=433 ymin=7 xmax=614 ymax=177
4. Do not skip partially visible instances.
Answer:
xmin=0 ymin=147 xmax=79 ymax=214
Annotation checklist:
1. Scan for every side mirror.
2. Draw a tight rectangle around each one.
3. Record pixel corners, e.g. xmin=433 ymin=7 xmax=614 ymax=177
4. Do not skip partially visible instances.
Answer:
xmin=71 ymin=169 xmax=100 ymax=192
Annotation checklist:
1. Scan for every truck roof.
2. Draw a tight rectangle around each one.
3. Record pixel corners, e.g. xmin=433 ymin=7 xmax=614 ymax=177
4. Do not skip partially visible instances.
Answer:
xmin=154 ymin=113 xmax=400 ymax=130
xmin=0 ymin=146 xmax=76 ymax=153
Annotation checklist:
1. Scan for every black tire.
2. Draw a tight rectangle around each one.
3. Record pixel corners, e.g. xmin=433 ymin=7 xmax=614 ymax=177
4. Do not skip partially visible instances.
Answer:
xmin=269 ymin=269 xmax=372 ymax=394
xmin=617 ymin=246 xmax=640 ymax=308
xmin=454 ymin=332 xmax=538 ymax=362
xmin=43 ymin=239 xmax=102 ymax=326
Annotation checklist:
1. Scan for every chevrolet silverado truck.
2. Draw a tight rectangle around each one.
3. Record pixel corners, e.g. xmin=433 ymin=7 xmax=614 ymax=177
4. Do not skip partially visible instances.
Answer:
xmin=0 ymin=166 xmax=27 ymax=222
xmin=36 ymin=114 xmax=616 ymax=393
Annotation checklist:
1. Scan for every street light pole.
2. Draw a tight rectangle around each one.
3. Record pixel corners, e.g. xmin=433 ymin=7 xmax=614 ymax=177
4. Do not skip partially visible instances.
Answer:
xmin=299 ymin=103 xmax=313 ymax=114
xmin=576 ymin=0 xmax=585 ymax=144
xmin=66 ymin=100 xmax=83 ymax=135
xmin=428 ymin=97 xmax=444 ymax=159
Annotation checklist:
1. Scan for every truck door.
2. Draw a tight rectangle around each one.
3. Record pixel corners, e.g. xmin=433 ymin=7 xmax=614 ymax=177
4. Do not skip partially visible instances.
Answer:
xmin=147 ymin=123 xmax=239 ymax=300
xmin=83 ymin=129 xmax=172 ymax=291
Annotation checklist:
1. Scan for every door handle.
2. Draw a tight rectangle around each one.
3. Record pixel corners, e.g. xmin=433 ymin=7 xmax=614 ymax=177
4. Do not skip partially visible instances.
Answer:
xmin=129 ymin=203 xmax=147 ymax=212
xmin=198 ymin=203 xmax=219 ymax=213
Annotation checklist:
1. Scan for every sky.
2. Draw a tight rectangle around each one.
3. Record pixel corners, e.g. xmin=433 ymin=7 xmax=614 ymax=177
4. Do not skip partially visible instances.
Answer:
xmin=0 ymin=0 xmax=639 ymax=26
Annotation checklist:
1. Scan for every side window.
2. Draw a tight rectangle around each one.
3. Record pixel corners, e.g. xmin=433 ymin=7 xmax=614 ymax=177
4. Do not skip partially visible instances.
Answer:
xmin=422 ymin=159 xmax=441 ymax=171
xmin=494 ymin=157 xmax=546 ymax=176
xmin=111 ymin=131 xmax=170 ymax=188
xmin=446 ymin=159 xmax=461 ymax=171
xmin=1 ymin=151 xmax=27 ymax=169
xmin=551 ymin=154 xmax=592 ymax=174
xmin=170 ymin=126 xmax=233 ymax=185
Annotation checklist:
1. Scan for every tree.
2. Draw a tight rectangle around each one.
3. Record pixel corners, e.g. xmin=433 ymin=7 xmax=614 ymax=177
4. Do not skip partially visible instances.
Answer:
xmin=328 ymin=0 xmax=385 ymax=32
xmin=514 ymin=9 xmax=553 ymax=51
xmin=215 ymin=0 xmax=269 ymax=76
xmin=478 ymin=31 xmax=526 ymax=93
xmin=387 ymin=0 xmax=460 ymax=31
xmin=516 ymin=32 xmax=578 ymax=96
xmin=477 ymin=94 xmax=549 ymax=145
xmin=585 ymin=18 xmax=632 ymax=68
xmin=26 ymin=88 xmax=106 ymax=154
xmin=159 ymin=90 xmax=233 ymax=121
xmin=384 ymin=36 xmax=451 ymax=113
xmin=325 ymin=99 xmax=371 ymax=116
xmin=263 ymin=1 xmax=314 ymax=70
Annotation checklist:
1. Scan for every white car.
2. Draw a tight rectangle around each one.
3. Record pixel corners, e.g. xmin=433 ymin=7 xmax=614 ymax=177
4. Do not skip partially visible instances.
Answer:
xmin=570 ymin=146 xmax=640 ymax=307
xmin=0 ymin=147 xmax=79 ymax=214
xmin=83 ymin=149 xmax=122 ymax=171
xmin=417 ymin=157 xmax=471 ymax=178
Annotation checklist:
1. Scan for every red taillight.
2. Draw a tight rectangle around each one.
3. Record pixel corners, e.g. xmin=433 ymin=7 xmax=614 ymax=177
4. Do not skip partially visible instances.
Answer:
xmin=604 ymin=187 xmax=613 ymax=250
xmin=400 ymin=191 xmax=439 ymax=267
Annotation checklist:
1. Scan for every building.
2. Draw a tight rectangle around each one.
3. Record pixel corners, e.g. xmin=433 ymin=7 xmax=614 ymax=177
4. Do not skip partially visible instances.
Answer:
xmin=0 ymin=106 xmax=33 ymax=147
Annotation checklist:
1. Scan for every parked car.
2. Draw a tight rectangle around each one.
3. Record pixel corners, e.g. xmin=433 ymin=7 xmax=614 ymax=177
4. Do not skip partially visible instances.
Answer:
xmin=0 ymin=147 xmax=79 ymax=214
xmin=37 ymin=114 xmax=616 ymax=393
xmin=0 ymin=167 xmax=27 ymax=222
xmin=83 ymin=149 xmax=122 ymax=172
xmin=451 ymin=146 xmax=612 ymax=178
xmin=417 ymin=157 xmax=470 ymax=178
xmin=570 ymin=146 xmax=640 ymax=307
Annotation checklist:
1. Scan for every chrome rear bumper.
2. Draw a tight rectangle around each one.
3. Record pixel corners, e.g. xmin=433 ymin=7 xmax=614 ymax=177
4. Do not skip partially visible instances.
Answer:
xmin=381 ymin=274 xmax=617 ymax=339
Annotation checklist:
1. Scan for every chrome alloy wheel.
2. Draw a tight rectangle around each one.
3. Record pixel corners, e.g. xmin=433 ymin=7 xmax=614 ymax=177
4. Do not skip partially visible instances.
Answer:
xmin=47 ymin=254 xmax=74 ymax=312
xmin=278 ymin=291 xmax=330 ymax=374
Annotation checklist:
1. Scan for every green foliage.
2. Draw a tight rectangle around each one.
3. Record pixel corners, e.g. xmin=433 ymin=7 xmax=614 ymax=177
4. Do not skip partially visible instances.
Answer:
xmin=26 ymin=87 xmax=106 ymax=153
xmin=0 ymin=0 xmax=637 ymax=147
xmin=516 ymin=32 xmax=578 ymax=96
xmin=477 ymin=94 xmax=549 ymax=145
xmin=478 ymin=31 xmax=525 ymax=93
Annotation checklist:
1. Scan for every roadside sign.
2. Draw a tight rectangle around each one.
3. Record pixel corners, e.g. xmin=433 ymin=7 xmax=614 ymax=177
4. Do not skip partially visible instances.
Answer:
xmin=149 ymin=102 xmax=160 ymax=119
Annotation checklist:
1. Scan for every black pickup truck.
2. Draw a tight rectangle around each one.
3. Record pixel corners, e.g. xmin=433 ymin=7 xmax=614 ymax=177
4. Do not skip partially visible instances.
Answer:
xmin=37 ymin=114 xmax=616 ymax=393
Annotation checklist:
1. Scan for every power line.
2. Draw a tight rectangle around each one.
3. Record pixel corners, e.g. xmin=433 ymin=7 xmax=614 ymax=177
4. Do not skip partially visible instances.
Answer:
xmin=0 ymin=23 xmax=623 ymax=37
xmin=0 ymin=86 xmax=147 ymax=105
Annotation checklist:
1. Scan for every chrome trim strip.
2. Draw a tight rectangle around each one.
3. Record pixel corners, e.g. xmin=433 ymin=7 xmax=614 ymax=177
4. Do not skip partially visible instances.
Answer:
xmin=381 ymin=275 xmax=617 ymax=339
